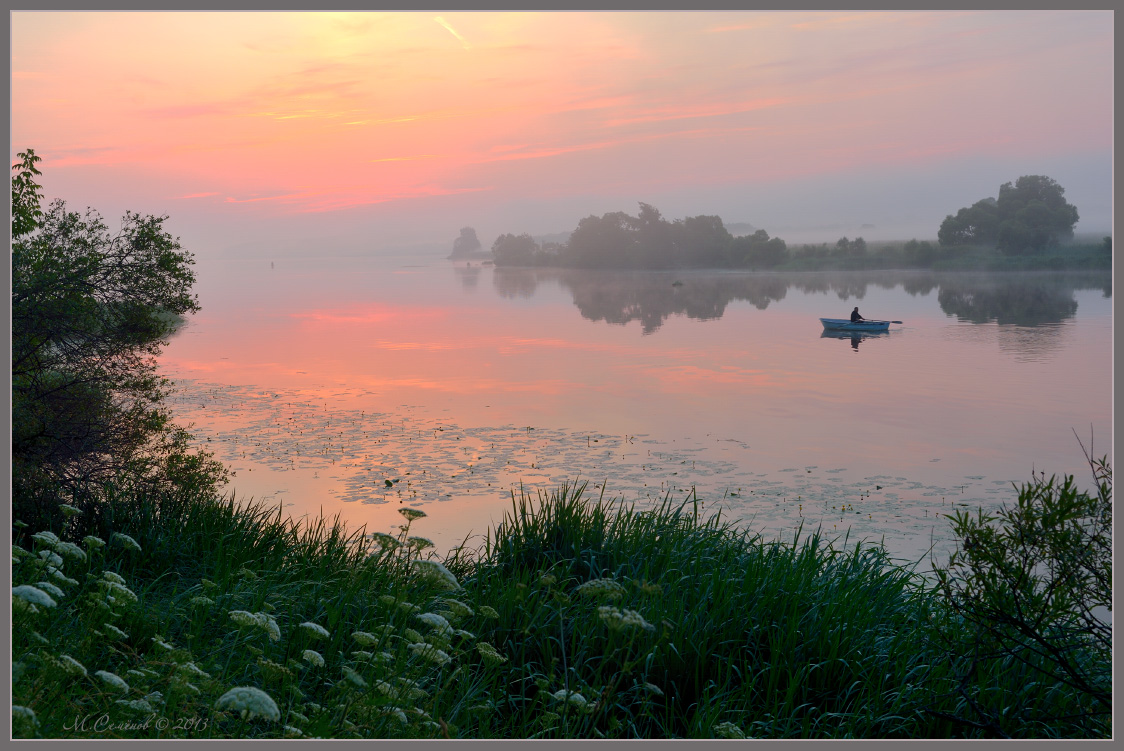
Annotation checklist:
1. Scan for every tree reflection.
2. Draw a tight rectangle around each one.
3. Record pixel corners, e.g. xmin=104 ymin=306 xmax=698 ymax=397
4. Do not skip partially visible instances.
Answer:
xmin=490 ymin=268 xmax=1109 ymax=333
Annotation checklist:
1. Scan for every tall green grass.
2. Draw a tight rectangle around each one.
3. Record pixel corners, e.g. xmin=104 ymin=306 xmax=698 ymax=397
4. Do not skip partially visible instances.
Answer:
xmin=11 ymin=482 xmax=1107 ymax=739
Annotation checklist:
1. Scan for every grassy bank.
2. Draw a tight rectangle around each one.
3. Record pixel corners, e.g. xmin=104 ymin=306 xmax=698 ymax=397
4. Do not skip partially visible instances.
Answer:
xmin=12 ymin=482 xmax=1108 ymax=739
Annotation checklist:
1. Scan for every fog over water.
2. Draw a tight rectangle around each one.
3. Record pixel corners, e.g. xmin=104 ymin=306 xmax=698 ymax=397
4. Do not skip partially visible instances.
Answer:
xmin=160 ymin=254 xmax=1112 ymax=572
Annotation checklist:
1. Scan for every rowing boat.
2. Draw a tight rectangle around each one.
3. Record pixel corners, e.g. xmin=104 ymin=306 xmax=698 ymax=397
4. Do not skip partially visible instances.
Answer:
xmin=819 ymin=318 xmax=891 ymax=332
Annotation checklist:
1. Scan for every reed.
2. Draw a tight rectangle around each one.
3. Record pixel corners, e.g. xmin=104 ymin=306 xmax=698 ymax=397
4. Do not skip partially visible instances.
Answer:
xmin=11 ymin=481 xmax=1106 ymax=739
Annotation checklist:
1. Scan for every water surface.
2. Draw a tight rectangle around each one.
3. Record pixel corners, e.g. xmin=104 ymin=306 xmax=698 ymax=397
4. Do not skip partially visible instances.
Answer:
xmin=162 ymin=255 xmax=1112 ymax=569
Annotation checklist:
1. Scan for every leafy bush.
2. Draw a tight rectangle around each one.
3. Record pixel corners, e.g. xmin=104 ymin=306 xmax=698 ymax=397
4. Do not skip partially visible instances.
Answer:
xmin=931 ymin=442 xmax=1111 ymax=736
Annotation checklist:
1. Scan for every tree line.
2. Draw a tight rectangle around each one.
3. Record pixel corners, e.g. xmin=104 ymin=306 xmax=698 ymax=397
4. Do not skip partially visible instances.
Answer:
xmin=466 ymin=174 xmax=1102 ymax=270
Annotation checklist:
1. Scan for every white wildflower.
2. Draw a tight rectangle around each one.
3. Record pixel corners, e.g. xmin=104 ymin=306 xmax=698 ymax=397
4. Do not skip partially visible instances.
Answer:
xmin=31 ymin=531 xmax=60 ymax=548
xmin=713 ymin=721 xmax=748 ymax=739
xmin=103 ymin=624 xmax=129 ymax=640
xmin=476 ymin=642 xmax=508 ymax=665
xmin=407 ymin=642 xmax=451 ymax=665
xmin=643 ymin=682 xmax=664 ymax=696
xmin=301 ymin=649 xmax=325 ymax=667
xmin=575 ymin=578 xmax=626 ymax=600
xmin=341 ymin=666 xmax=367 ymax=688
xmin=153 ymin=637 xmax=176 ymax=651
xmin=454 ymin=628 xmax=476 ymax=640
xmin=283 ymin=725 xmax=303 ymax=737
xmin=289 ymin=711 xmax=309 ymax=724
xmin=597 ymin=605 xmax=655 ymax=633
xmin=374 ymin=651 xmax=394 ymax=665
xmin=58 ymin=655 xmax=88 ymax=677
xmin=229 ymin=610 xmax=280 ymax=641
xmin=262 ymin=614 xmax=281 ymax=642
xmin=47 ymin=567 xmax=79 ymax=587
xmin=351 ymin=631 xmax=379 ymax=647
xmin=441 ymin=599 xmax=475 ymax=618
xmin=395 ymin=678 xmax=428 ymax=701
xmin=95 ymin=670 xmax=130 ymax=692
xmin=351 ymin=650 xmax=373 ymax=660
xmin=402 ymin=628 xmax=426 ymax=643
xmin=398 ymin=507 xmax=427 ymax=522
xmin=116 ymin=699 xmax=154 ymax=713
xmin=13 ymin=585 xmax=57 ymax=609
xmin=59 ymin=504 xmax=82 ymax=518
xmin=416 ymin=612 xmax=452 ymax=632
xmin=127 ymin=670 xmax=146 ymax=678
xmin=145 ymin=691 xmax=165 ymax=706
xmin=550 ymin=689 xmax=589 ymax=708
xmin=103 ymin=571 xmax=126 ymax=585
xmin=178 ymin=662 xmax=211 ymax=679
xmin=407 ymin=536 xmax=434 ymax=550
xmin=38 ymin=550 xmax=63 ymax=567
xmin=83 ymin=535 xmax=106 ymax=549
xmin=215 ymin=686 xmax=280 ymax=721
xmin=370 ymin=533 xmax=399 ymax=550
xmin=299 ymin=622 xmax=330 ymax=639
xmin=176 ymin=680 xmax=202 ymax=695
xmin=479 ymin=605 xmax=500 ymax=619
xmin=411 ymin=560 xmax=460 ymax=591
xmin=34 ymin=581 xmax=66 ymax=600
xmin=398 ymin=600 xmax=421 ymax=614
xmin=383 ymin=706 xmax=409 ymax=725
xmin=104 ymin=580 xmax=139 ymax=604
xmin=190 ymin=596 xmax=214 ymax=607
xmin=111 ymin=533 xmax=141 ymax=552
xmin=12 ymin=705 xmax=38 ymax=731
xmin=54 ymin=541 xmax=86 ymax=561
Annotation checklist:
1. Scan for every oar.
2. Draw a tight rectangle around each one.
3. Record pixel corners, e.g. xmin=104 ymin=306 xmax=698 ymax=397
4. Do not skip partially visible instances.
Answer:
xmin=862 ymin=319 xmax=903 ymax=324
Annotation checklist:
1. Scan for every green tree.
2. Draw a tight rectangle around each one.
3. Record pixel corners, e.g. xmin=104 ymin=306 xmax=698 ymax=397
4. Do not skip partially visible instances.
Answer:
xmin=450 ymin=226 xmax=482 ymax=257
xmin=562 ymin=211 xmax=639 ymax=268
xmin=12 ymin=148 xmax=44 ymax=238
xmin=491 ymin=232 xmax=540 ymax=266
xmin=12 ymin=152 xmax=226 ymax=525
xmin=673 ymin=213 xmax=733 ymax=267
xmin=734 ymin=229 xmax=788 ymax=268
xmin=931 ymin=441 xmax=1111 ymax=735
xmin=939 ymin=176 xmax=1078 ymax=254
xmin=938 ymin=198 xmax=999 ymax=247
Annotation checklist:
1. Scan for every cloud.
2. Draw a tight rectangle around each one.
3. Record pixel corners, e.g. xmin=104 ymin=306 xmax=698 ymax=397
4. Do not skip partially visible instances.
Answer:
xmin=434 ymin=16 xmax=471 ymax=50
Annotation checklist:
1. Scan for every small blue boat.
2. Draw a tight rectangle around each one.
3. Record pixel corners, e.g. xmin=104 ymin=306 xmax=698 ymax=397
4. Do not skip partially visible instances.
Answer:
xmin=819 ymin=318 xmax=892 ymax=332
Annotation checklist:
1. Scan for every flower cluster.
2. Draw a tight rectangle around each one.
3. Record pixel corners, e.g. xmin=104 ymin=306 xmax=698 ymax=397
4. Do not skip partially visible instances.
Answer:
xmin=300 ymin=622 xmax=330 ymax=639
xmin=476 ymin=642 xmax=508 ymax=665
xmin=712 ymin=721 xmax=748 ymax=739
xmin=411 ymin=560 xmax=461 ymax=591
xmin=597 ymin=606 xmax=655 ymax=633
xmin=407 ymin=643 xmax=451 ymax=665
xmin=215 ymin=686 xmax=280 ymax=721
xmin=229 ymin=610 xmax=281 ymax=641
xmin=575 ymin=578 xmax=626 ymax=600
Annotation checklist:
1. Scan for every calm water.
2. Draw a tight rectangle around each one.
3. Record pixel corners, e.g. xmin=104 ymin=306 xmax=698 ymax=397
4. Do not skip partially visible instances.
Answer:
xmin=161 ymin=254 xmax=1112 ymax=569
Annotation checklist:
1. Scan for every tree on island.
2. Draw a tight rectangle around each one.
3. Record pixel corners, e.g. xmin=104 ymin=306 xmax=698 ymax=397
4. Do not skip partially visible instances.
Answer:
xmin=449 ymin=227 xmax=483 ymax=258
xmin=939 ymin=175 xmax=1079 ymax=254
xmin=488 ymin=203 xmax=792 ymax=270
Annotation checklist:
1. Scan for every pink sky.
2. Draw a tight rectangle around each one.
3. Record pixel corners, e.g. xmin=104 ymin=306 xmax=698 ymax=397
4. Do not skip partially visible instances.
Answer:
xmin=11 ymin=11 xmax=1113 ymax=256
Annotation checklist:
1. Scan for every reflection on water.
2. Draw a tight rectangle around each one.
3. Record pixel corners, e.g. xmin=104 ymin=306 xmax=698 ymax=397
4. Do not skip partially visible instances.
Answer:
xmin=160 ymin=256 xmax=1111 ymax=569
xmin=494 ymin=267 xmax=1109 ymax=334
xmin=820 ymin=329 xmax=890 ymax=351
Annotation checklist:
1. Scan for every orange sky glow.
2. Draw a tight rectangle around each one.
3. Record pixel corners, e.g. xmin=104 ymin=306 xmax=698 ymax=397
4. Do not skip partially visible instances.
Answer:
xmin=11 ymin=10 xmax=1113 ymax=254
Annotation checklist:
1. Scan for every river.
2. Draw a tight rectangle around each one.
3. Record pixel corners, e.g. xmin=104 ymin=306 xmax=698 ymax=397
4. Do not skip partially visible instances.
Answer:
xmin=160 ymin=253 xmax=1112 ymax=571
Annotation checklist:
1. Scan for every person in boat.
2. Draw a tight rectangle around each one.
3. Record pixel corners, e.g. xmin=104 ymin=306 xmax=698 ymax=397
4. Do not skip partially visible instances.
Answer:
xmin=850 ymin=307 xmax=865 ymax=322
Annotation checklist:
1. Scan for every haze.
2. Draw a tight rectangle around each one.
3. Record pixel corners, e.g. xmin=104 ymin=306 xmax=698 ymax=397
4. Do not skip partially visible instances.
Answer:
xmin=11 ymin=11 xmax=1113 ymax=259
